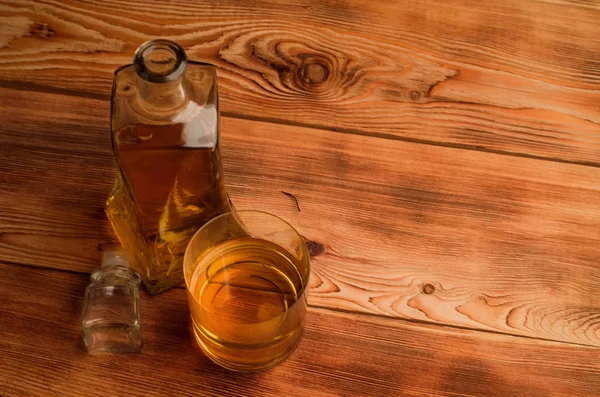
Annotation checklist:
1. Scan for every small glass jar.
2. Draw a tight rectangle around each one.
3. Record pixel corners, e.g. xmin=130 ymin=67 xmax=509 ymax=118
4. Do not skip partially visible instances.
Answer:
xmin=81 ymin=249 xmax=142 ymax=353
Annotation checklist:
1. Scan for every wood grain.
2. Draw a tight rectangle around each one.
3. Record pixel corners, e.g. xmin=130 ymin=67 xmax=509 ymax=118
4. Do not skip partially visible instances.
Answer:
xmin=2 ymin=86 xmax=600 ymax=347
xmin=1 ymin=0 xmax=600 ymax=165
xmin=225 ymin=115 xmax=600 ymax=348
xmin=1 ymin=262 xmax=599 ymax=397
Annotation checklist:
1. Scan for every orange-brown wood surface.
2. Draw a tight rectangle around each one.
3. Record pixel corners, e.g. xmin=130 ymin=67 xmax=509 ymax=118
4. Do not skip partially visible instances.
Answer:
xmin=2 ymin=263 xmax=599 ymax=397
xmin=1 ymin=0 xmax=599 ymax=396
xmin=2 ymin=0 xmax=600 ymax=165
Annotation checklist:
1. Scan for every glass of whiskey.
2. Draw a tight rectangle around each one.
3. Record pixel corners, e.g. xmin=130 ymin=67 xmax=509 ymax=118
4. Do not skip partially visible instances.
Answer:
xmin=183 ymin=211 xmax=310 ymax=371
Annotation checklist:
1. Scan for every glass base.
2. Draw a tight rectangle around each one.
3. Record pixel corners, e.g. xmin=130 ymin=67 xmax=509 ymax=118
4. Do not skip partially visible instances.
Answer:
xmin=82 ymin=322 xmax=142 ymax=354
xmin=191 ymin=318 xmax=303 ymax=372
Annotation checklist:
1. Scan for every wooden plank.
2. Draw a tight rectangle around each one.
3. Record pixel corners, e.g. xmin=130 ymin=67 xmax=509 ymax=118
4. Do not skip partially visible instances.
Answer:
xmin=1 ymin=0 xmax=600 ymax=165
xmin=1 ymin=262 xmax=599 ymax=397
xmin=1 ymin=86 xmax=600 ymax=347
xmin=0 ymin=86 xmax=116 ymax=271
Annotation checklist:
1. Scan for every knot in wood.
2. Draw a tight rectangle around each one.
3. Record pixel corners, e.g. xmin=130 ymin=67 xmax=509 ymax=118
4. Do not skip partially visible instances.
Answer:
xmin=410 ymin=90 xmax=422 ymax=101
xmin=305 ymin=240 xmax=325 ymax=257
xmin=300 ymin=62 xmax=329 ymax=85
xmin=30 ymin=22 xmax=56 ymax=38
xmin=421 ymin=283 xmax=435 ymax=294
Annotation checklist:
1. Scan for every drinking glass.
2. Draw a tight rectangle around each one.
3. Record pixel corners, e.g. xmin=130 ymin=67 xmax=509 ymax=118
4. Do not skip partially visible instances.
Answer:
xmin=183 ymin=210 xmax=310 ymax=371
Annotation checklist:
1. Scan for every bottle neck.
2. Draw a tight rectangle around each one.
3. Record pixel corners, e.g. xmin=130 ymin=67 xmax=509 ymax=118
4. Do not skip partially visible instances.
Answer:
xmin=137 ymin=76 xmax=188 ymax=109
xmin=91 ymin=250 xmax=141 ymax=285
xmin=133 ymin=39 xmax=189 ymax=110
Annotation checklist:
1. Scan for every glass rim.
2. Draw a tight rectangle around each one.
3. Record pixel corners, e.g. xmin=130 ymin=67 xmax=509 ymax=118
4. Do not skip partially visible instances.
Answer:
xmin=183 ymin=209 xmax=310 ymax=312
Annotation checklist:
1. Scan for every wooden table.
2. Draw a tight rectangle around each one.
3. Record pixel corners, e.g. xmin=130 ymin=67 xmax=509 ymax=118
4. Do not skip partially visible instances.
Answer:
xmin=1 ymin=1 xmax=599 ymax=396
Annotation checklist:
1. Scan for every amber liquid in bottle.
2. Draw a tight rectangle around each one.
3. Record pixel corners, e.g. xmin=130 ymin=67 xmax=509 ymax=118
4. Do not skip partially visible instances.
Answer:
xmin=106 ymin=124 xmax=231 ymax=294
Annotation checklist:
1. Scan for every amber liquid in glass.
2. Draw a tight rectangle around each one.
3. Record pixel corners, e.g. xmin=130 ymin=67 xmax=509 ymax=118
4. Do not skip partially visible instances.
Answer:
xmin=187 ymin=237 xmax=307 ymax=371
xmin=106 ymin=123 xmax=231 ymax=294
